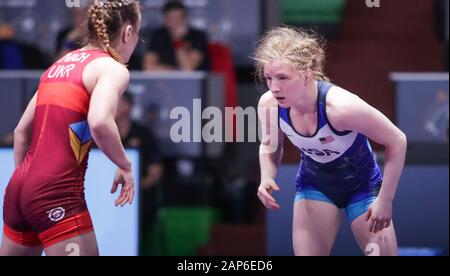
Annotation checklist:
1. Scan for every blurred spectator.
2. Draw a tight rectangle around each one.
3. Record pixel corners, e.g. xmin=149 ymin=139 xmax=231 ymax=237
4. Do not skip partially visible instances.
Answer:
xmin=55 ymin=3 xmax=89 ymax=59
xmin=0 ymin=23 xmax=48 ymax=70
xmin=143 ymin=0 xmax=210 ymax=71
xmin=434 ymin=0 xmax=448 ymax=69
xmin=116 ymin=91 xmax=164 ymax=233
xmin=0 ymin=132 xmax=13 ymax=146
xmin=434 ymin=0 xmax=447 ymax=41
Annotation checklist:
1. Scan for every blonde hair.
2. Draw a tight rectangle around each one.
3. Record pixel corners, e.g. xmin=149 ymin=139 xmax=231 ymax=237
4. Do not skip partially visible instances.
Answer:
xmin=254 ymin=26 xmax=329 ymax=82
xmin=87 ymin=0 xmax=139 ymax=64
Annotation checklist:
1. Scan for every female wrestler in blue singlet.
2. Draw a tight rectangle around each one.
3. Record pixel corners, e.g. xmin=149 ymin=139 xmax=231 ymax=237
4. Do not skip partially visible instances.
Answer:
xmin=255 ymin=27 xmax=407 ymax=256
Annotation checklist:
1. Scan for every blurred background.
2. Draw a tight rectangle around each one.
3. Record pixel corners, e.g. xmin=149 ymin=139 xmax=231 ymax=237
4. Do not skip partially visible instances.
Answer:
xmin=0 ymin=0 xmax=448 ymax=256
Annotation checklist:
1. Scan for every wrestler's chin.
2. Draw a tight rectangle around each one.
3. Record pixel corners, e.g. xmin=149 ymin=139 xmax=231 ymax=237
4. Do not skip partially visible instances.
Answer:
xmin=276 ymin=98 xmax=290 ymax=108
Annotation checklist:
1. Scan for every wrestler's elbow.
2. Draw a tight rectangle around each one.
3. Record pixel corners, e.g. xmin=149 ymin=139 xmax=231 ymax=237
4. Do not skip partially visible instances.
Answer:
xmin=88 ymin=116 xmax=110 ymax=139
xmin=394 ymin=131 xmax=407 ymax=152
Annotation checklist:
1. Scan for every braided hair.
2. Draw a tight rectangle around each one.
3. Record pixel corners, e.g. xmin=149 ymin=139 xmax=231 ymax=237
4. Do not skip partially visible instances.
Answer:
xmin=87 ymin=0 xmax=139 ymax=64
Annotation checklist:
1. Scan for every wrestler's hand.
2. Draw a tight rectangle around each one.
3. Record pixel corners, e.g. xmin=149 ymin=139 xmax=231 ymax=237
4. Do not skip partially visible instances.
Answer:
xmin=366 ymin=198 xmax=393 ymax=233
xmin=257 ymin=179 xmax=280 ymax=210
xmin=111 ymin=168 xmax=135 ymax=207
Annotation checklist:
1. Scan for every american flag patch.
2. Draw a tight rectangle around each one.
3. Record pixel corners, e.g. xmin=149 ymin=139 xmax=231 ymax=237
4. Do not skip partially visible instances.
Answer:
xmin=319 ymin=135 xmax=335 ymax=144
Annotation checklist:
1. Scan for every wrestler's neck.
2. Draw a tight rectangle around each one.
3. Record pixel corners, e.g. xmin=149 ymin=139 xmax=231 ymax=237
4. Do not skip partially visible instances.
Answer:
xmin=291 ymin=79 xmax=318 ymax=115
xmin=81 ymin=44 xmax=104 ymax=51
xmin=81 ymin=43 xmax=122 ymax=54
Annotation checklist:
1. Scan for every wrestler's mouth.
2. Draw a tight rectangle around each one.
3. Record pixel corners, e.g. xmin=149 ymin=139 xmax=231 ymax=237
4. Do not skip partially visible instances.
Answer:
xmin=275 ymin=97 xmax=286 ymax=101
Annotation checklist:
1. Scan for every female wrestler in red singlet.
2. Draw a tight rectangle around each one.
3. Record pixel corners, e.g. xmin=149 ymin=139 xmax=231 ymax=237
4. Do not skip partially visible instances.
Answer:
xmin=0 ymin=0 xmax=142 ymax=256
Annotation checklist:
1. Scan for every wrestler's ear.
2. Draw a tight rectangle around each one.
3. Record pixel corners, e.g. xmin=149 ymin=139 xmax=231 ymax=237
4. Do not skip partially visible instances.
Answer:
xmin=304 ymin=69 xmax=314 ymax=86
xmin=122 ymin=24 xmax=133 ymax=43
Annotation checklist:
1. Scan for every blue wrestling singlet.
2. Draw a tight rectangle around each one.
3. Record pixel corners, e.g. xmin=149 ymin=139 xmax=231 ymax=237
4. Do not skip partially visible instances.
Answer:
xmin=278 ymin=81 xmax=383 ymax=222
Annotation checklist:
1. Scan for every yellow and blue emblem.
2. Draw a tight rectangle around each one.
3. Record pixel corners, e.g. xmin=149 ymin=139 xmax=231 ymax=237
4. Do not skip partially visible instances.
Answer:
xmin=69 ymin=121 xmax=93 ymax=163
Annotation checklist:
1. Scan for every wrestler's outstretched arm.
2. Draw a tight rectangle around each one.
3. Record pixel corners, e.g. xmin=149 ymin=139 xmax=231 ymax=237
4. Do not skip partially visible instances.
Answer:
xmin=327 ymin=87 xmax=407 ymax=233
xmin=257 ymin=91 xmax=285 ymax=210
xmin=88 ymin=59 xmax=135 ymax=207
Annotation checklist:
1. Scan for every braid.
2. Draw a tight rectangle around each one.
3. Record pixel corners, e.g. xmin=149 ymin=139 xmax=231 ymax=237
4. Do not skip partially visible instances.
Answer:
xmin=314 ymin=71 xmax=330 ymax=82
xmin=89 ymin=3 xmax=109 ymax=47
xmin=88 ymin=0 xmax=135 ymax=64
xmin=103 ymin=0 xmax=131 ymax=10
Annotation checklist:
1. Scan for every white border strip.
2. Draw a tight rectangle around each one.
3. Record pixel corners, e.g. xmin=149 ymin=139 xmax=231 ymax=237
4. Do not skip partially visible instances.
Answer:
xmin=390 ymin=72 xmax=449 ymax=81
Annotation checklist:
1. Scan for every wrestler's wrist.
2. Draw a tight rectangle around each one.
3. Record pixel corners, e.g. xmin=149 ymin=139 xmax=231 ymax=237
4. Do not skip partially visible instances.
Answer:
xmin=120 ymin=160 xmax=132 ymax=172
xmin=376 ymin=195 xmax=393 ymax=204
xmin=260 ymin=177 xmax=275 ymax=184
